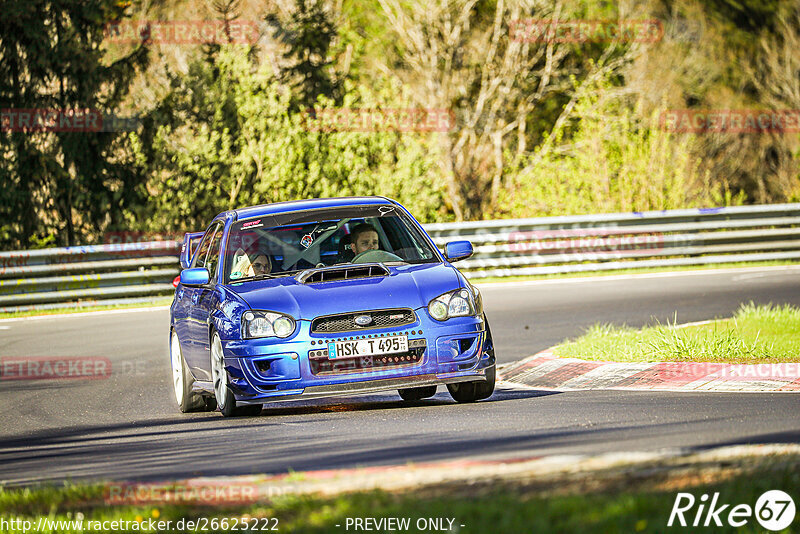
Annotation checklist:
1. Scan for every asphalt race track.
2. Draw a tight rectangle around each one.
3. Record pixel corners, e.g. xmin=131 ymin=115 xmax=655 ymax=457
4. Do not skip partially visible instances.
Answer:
xmin=1 ymin=266 xmax=799 ymax=486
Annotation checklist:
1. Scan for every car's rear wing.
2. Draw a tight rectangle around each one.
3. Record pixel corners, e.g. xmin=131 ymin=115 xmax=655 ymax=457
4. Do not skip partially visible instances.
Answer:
xmin=180 ymin=231 xmax=205 ymax=269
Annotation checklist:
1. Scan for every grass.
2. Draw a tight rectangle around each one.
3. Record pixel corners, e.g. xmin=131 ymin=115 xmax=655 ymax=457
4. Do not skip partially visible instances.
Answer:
xmin=0 ymin=456 xmax=798 ymax=533
xmin=554 ymin=302 xmax=800 ymax=363
xmin=0 ymin=297 xmax=174 ymax=320
xmin=471 ymin=260 xmax=798 ymax=284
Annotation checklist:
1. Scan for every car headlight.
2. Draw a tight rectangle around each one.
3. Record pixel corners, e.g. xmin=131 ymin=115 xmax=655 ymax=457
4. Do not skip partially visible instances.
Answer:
xmin=428 ymin=288 xmax=476 ymax=321
xmin=471 ymin=283 xmax=483 ymax=316
xmin=241 ymin=310 xmax=296 ymax=339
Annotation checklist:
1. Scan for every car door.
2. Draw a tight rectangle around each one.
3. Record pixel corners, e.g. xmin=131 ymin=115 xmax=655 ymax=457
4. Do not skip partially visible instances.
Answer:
xmin=173 ymin=228 xmax=214 ymax=362
xmin=185 ymin=222 xmax=224 ymax=378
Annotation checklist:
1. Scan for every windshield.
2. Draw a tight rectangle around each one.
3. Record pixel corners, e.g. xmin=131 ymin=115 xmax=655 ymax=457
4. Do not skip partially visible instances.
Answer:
xmin=223 ymin=204 xmax=440 ymax=283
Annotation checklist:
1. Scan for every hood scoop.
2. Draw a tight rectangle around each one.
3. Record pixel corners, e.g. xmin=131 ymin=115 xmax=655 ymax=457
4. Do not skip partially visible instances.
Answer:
xmin=295 ymin=263 xmax=390 ymax=285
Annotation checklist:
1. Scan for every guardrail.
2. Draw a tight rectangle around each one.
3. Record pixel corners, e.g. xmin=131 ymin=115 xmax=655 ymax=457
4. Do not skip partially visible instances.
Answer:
xmin=424 ymin=203 xmax=800 ymax=278
xmin=1 ymin=203 xmax=798 ymax=312
xmin=0 ymin=241 xmax=180 ymax=312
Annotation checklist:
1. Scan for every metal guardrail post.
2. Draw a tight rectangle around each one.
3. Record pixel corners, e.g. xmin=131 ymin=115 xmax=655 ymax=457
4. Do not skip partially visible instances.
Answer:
xmin=0 ymin=204 xmax=798 ymax=312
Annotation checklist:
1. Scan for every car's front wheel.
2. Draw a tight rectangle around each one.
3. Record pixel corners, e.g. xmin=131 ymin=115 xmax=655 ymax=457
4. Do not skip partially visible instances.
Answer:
xmin=171 ymin=330 xmax=216 ymax=412
xmin=447 ymin=364 xmax=495 ymax=403
xmin=398 ymin=385 xmax=437 ymax=401
xmin=210 ymin=331 xmax=261 ymax=417
xmin=447 ymin=320 xmax=497 ymax=403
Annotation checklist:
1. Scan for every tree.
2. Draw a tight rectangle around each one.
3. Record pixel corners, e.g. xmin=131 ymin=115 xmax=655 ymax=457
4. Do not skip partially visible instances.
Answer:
xmin=132 ymin=46 xmax=449 ymax=235
xmin=499 ymin=79 xmax=734 ymax=217
xmin=747 ymin=3 xmax=800 ymax=202
xmin=628 ymin=0 xmax=799 ymax=206
xmin=0 ymin=0 xmax=148 ymax=249
xmin=377 ymin=0 xmax=637 ymax=220
xmin=266 ymin=0 xmax=340 ymax=111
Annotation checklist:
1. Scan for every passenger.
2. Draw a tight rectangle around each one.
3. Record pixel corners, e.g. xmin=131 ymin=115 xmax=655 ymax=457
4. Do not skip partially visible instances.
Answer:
xmin=247 ymin=253 xmax=271 ymax=276
xmin=232 ymin=246 xmax=272 ymax=278
xmin=349 ymin=223 xmax=380 ymax=256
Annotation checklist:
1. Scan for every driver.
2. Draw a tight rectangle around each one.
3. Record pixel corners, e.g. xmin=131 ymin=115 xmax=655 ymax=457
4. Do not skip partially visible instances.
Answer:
xmin=349 ymin=223 xmax=380 ymax=256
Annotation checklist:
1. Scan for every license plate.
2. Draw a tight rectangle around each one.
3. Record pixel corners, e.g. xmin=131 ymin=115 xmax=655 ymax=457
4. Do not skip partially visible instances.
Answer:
xmin=328 ymin=335 xmax=408 ymax=359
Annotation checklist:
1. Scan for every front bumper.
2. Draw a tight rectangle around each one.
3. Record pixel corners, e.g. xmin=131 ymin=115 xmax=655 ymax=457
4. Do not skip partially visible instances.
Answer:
xmin=194 ymin=310 xmax=495 ymax=404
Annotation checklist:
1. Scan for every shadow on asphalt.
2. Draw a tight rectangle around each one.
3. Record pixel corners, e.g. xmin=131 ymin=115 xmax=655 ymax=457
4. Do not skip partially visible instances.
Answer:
xmin=0 ymin=416 xmax=738 ymax=487
xmin=256 ymin=386 xmax=559 ymax=417
xmin=693 ymin=429 xmax=800 ymax=449
xmin=4 ymin=389 xmax=795 ymax=487
xmin=0 ymin=388 xmax=568 ymax=485
xmin=1 ymin=416 xmax=728 ymax=486
xmin=0 ymin=387 xmax=557 ymax=449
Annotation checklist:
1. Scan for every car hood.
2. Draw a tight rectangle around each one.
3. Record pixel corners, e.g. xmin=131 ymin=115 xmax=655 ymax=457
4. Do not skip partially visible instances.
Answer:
xmin=226 ymin=263 xmax=462 ymax=319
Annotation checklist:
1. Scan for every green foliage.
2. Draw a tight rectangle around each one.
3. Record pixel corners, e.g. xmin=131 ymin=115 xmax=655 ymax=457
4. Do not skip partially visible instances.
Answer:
xmin=268 ymin=0 xmax=340 ymax=111
xmin=0 ymin=0 xmax=149 ymax=248
xmin=2 ymin=0 xmax=798 ymax=250
xmin=498 ymin=81 xmax=742 ymax=218
xmin=132 ymin=47 xmax=449 ymax=234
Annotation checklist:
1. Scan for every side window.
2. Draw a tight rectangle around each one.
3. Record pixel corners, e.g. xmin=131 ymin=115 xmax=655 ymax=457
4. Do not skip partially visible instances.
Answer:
xmin=193 ymin=223 xmax=222 ymax=270
xmin=204 ymin=226 xmax=224 ymax=281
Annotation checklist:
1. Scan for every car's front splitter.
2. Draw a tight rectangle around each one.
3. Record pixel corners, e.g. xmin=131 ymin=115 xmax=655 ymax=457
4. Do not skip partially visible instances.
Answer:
xmin=233 ymin=369 xmax=493 ymax=406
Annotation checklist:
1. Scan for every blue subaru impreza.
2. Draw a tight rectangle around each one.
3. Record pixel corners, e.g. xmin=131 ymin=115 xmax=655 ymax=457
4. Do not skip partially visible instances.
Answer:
xmin=169 ymin=196 xmax=495 ymax=416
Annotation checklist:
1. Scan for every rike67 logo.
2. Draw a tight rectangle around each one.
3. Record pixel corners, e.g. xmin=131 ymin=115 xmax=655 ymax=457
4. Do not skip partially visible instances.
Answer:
xmin=668 ymin=490 xmax=795 ymax=531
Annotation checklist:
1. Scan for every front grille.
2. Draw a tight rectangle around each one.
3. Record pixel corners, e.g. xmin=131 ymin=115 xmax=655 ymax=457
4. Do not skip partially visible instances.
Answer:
xmin=309 ymin=347 xmax=425 ymax=375
xmin=311 ymin=308 xmax=416 ymax=334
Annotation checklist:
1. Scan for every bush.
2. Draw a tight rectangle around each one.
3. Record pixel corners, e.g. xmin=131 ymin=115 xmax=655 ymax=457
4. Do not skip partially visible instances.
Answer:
xmin=132 ymin=47 xmax=449 ymax=234
xmin=497 ymin=84 xmax=743 ymax=218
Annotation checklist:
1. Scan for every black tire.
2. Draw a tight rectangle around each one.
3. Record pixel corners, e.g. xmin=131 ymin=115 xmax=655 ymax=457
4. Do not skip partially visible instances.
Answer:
xmin=473 ymin=363 xmax=496 ymax=400
xmin=398 ymin=385 xmax=437 ymax=401
xmin=446 ymin=318 xmax=497 ymax=403
xmin=171 ymin=330 xmax=210 ymax=413
xmin=216 ymin=380 xmax=237 ymax=417
xmin=446 ymin=380 xmax=477 ymax=403
xmin=211 ymin=331 xmax=263 ymax=417
xmin=447 ymin=365 xmax=496 ymax=403
xmin=216 ymin=376 xmax=262 ymax=417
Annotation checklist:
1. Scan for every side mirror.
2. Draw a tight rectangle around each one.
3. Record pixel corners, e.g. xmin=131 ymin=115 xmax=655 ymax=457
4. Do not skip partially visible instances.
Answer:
xmin=180 ymin=267 xmax=210 ymax=286
xmin=444 ymin=240 xmax=473 ymax=262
